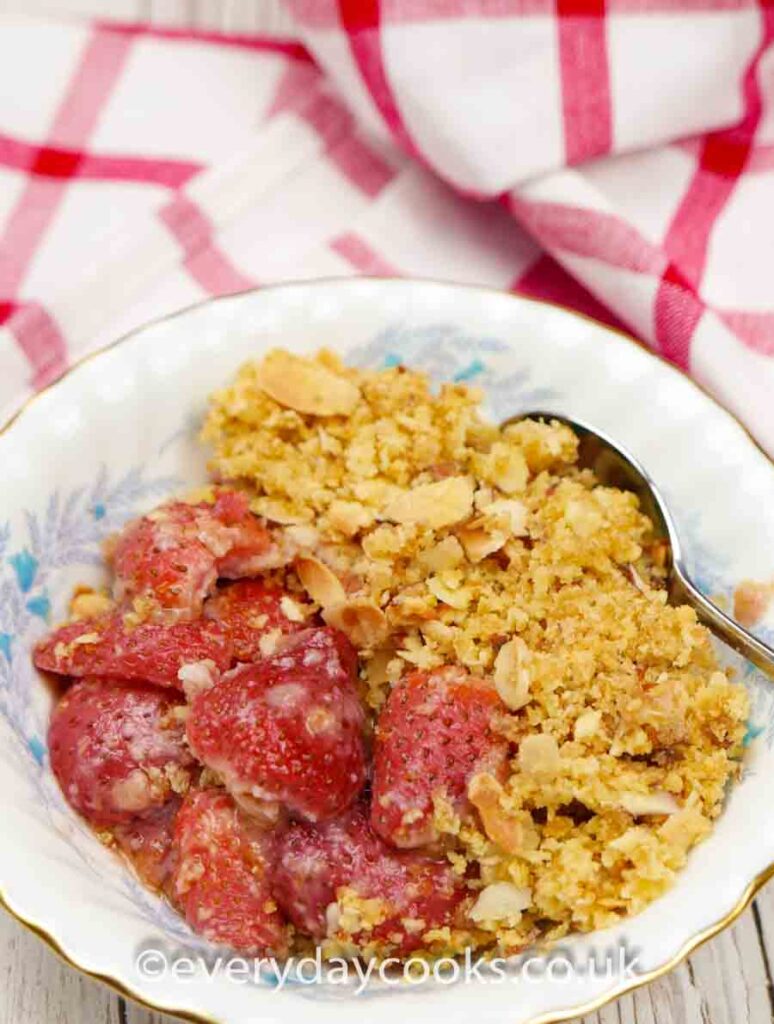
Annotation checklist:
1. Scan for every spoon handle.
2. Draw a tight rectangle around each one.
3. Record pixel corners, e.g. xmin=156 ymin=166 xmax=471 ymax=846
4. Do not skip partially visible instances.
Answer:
xmin=671 ymin=567 xmax=774 ymax=681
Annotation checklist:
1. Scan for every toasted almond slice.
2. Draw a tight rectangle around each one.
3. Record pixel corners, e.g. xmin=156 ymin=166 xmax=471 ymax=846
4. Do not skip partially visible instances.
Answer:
xmin=420 ymin=619 xmax=455 ymax=644
xmin=457 ymin=524 xmax=508 ymax=563
xmin=620 ymin=791 xmax=680 ymax=817
xmin=518 ymin=734 xmax=560 ymax=775
xmin=625 ymin=563 xmax=648 ymax=594
xmin=324 ymin=598 xmax=389 ymax=649
xmin=382 ymin=476 xmax=474 ymax=530
xmin=493 ymin=637 xmax=531 ymax=711
xmin=418 ymin=535 xmax=465 ymax=572
xmin=469 ymin=882 xmax=531 ymax=925
xmin=485 ymin=499 xmax=529 ymax=536
xmin=295 ymin=555 xmax=347 ymax=609
xmin=469 ymin=773 xmax=532 ymax=854
xmin=255 ymin=350 xmax=360 ymax=417
xmin=427 ymin=575 xmax=471 ymax=610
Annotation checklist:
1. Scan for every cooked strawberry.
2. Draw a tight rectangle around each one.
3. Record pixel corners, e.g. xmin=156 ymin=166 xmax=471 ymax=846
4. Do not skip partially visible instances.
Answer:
xmin=274 ymin=801 xmax=471 ymax=956
xmin=113 ymin=796 xmax=182 ymax=894
xmin=48 ymin=678 xmax=194 ymax=827
xmin=371 ymin=667 xmax=508 ymax=848
xmin=210 ymin=490 xmax=282 ymax=578
xmin=33 ymin=613 xmax=231 ymax=689
xmin=111 ymin=490 xmax=276 ymax=620
xmin=204 ymin=580 xmax=311 ymax=663
xmin=186 ymin=628 xmax=366 ymax=824
xmin=171 ymin=788 xmax=289 ymax=956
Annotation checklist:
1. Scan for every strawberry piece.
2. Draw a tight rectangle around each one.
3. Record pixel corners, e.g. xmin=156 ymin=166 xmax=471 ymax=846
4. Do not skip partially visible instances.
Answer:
xmin=113 ymin=796 xmax=182 ymax=895
xmin=211 ymin=490 xmax=281 ymax=578
xmin=48 ymin=678 xmax=194 ymax=827
xmin=187 ymin=628 xmax=366 ymax=824
xmin=34 ymin=613 xmax=231 ymax=689
xmin=111 ymin=490 xmax=276 ymax=621
xmin=171 ymin=788 xmax=289 ymax=955
xmin=274 ymin=801 xmax=470 ymax=956
xmin=371 ymin=668 xmax=508 ymax=848
xmin=204 ymin=580 xmax=311 ymax=663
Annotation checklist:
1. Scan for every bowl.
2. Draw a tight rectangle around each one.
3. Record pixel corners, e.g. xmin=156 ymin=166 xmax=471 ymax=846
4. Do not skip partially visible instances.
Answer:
xmin=2 ymin=278 xmax=773 ymax=1024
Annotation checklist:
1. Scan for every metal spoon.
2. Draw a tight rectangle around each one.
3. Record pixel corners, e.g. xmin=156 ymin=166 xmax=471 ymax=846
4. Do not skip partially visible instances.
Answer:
xmin=502 ymin=411 xmax=774 ymax=680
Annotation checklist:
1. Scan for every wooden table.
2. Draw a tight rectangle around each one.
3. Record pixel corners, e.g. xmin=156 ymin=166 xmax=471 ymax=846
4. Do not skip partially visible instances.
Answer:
xmin=0 ymin=1 xmax=771 ymax=1021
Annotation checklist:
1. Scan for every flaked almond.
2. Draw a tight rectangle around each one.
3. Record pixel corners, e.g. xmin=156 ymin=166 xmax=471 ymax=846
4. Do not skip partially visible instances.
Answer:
xmin=476 ymin=443 xmax=528 ymax=494
xmin=485 ymin=499 xmax=529 ymax=536
xmin=420 ymin=619 xmax=456 ymax=644
xmin=388 ymin=590 xmax=436 ymax=624
xmin=620 ymin=791 xmax=680 ymax=817
xmin=382 ymin=476 xmax=474 ymax=530
xmin=427 ymin=575 xmax=471 ymax=610
xmin=625 ymin=563 xmax=648 ymax=594
xmin=493 ymin=637 xmax=531 ymax=711
xmin=418 ymin=535 xmax=465 ymax=572
xmin=295 ymin=555 xmax=347 ymax=609
xmin=457 ymin=524 xmax=508 ymax=563
xmin=324 ymin=598 xmax=388 ymax=649
xmin=469 ymin=772 xmax=536 ymax=855
xmin=518 ymin=733 xmax=560 ymax=775
xmin=255 ymin=349 xmax=360 ymax=417
xmin=469 ymin=882 xmax=531 ymax=925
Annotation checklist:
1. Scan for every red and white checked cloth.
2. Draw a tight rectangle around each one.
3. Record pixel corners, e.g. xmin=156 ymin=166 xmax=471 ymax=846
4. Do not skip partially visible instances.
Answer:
xmin=1 ymin=6 xmax=773 ymax=452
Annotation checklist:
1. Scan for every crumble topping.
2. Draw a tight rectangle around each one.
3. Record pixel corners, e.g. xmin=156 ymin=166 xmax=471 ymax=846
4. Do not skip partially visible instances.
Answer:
xmin=202 ymin=348 xmax=749 ymax=948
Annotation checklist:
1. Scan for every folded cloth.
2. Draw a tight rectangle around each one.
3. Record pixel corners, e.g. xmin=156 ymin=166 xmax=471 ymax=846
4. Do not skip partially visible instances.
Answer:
xmin=0 ymin=7 xmax=772 ymax=453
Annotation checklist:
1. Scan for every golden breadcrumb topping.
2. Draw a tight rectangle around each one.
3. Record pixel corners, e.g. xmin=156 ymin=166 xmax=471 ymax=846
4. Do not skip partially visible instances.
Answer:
xmin=202 ymin=348 xmax=749 ymax=955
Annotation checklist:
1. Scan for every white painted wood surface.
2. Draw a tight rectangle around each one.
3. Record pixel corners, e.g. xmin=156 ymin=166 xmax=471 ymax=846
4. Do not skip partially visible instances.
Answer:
xmin=0 ymin=1 xmax=771 ymax=1021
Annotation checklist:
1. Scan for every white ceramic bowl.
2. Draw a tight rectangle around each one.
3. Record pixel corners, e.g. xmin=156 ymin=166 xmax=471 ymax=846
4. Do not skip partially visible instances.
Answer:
xmin=2 ymin=279 xmax=774 ymax=1024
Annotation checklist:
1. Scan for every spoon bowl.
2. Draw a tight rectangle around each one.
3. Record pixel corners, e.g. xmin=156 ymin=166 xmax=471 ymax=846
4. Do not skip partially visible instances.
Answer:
xmin=503 ymin=411 xmax=774 ymax=680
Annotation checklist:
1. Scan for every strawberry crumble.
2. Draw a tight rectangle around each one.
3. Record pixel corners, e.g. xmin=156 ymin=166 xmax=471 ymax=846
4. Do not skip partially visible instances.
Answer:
xmin=33 ymin=348 xmax=749 ymax=962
